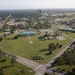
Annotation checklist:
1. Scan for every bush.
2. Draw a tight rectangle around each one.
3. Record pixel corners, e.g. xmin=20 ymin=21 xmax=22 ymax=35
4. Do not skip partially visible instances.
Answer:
xmin=32 ymin=55 xmax=43 ymax=60
xmin=48 ymin=50 xmax=52 ymax=54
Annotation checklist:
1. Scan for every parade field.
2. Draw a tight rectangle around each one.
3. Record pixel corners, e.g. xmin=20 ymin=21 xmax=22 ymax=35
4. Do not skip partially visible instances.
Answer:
xmin=0 ymin=34 xmax=70 ymax=64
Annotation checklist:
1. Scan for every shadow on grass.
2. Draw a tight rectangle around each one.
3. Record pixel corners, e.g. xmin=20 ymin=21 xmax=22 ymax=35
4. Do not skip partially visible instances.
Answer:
xmin=1 ymin=65 xmax=14 ymax=69
xmin=39 ymin=49 xmax=48 ymax=52
xmin=64 ymin=71 xmax=75 ymax=75
xmin=45 ymin=53 xmax=51 ymax=55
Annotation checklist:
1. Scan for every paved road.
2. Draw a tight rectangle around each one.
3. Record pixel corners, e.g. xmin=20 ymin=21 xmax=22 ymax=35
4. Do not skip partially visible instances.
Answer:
xmin=16 ymin=56 xmax=41 ymax=70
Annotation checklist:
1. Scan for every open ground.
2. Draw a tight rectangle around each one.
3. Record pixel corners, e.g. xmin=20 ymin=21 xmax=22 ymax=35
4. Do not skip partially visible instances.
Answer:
xmin=0 ymin=34 xmax=71 ymax=64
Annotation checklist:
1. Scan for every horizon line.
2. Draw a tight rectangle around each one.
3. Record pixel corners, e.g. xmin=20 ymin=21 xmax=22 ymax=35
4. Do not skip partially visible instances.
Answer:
xmin=0 ymin=8 xmax=75 ymax=10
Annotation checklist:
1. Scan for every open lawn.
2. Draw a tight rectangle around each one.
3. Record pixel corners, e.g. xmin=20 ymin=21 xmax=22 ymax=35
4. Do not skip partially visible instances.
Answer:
xmin=0 ymin=55 xmax=35 ymax=75
xmin=66 ymin=32 xmax=75 ymax=38
xmin=0 ymin=34 xmax=71 ymax=64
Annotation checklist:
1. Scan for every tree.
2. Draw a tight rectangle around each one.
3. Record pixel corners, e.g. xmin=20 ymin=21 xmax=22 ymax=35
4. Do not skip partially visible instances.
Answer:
xmin=51 ymin=43 xmax=56 ymax=50
xmin=48 ymin=43 xmax=56 ymax=50
xmin=48 ymin=49 xmax=52 ymax=54
xmin=48 ymin=44 xmax=52 ymax=54
xmin=48 ymin=43 xmax=52 ymax=50
xmin=53 ymin=42 xmax=75 ymax=67
xmin=56 ymin=42 xmax=59 ymax=47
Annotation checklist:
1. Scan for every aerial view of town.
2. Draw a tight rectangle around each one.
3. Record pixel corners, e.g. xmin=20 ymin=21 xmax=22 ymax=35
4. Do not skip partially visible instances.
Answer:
xmin=0 ymin=0 xmax=75 ymax=75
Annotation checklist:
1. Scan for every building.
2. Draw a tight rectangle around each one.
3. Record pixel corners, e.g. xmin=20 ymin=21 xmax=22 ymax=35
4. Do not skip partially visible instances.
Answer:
xmin=4 ymin=29 xmax=11 ymax=32
xmin=20 ymin=31 xmax=36 ymax=36
xmin=61 ymin=28 xmax=75 ymax=32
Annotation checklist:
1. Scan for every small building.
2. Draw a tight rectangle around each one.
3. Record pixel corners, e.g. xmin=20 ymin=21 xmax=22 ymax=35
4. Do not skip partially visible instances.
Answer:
xmin=48 ymin=37 xmax=54 ymax=40
xmin=4 ymin=29 xmax=14 ymax=34
xmin=4 ymin=29 xmax=11 ymax=32
xmin=5 ymin=32 xmax=11 ymax=35
xmin=29 ymin=28 xmax=32 ymax=31
xmin=61 ymin=28 xmax=75 ymax=32
xmin=20 ymin=31 xmax=36 ymax=36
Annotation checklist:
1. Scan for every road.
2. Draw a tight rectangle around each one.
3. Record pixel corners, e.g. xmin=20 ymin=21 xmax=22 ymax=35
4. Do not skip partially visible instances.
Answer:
xmin=16 ymin=56 xmax=41 ymax=70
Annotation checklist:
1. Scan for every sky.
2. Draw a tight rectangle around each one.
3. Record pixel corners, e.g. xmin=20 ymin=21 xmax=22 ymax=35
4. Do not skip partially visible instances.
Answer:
xmin=0 ymin=0 xmax=75 ymax=10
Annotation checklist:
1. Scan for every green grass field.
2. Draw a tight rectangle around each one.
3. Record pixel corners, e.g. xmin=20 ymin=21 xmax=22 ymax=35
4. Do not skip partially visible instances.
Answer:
xmin=0 ymin=55 xmax=35 ymax=75
xmin=66 ymin=32 xmax=75 ymax=38
xmin=0 ymin=34 xmax=71 ymax=64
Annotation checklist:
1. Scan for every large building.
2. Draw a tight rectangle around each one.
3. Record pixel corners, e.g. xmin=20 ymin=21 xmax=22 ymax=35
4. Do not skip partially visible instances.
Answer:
xmin=20 ymin=31 xmax=36 ymax=36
